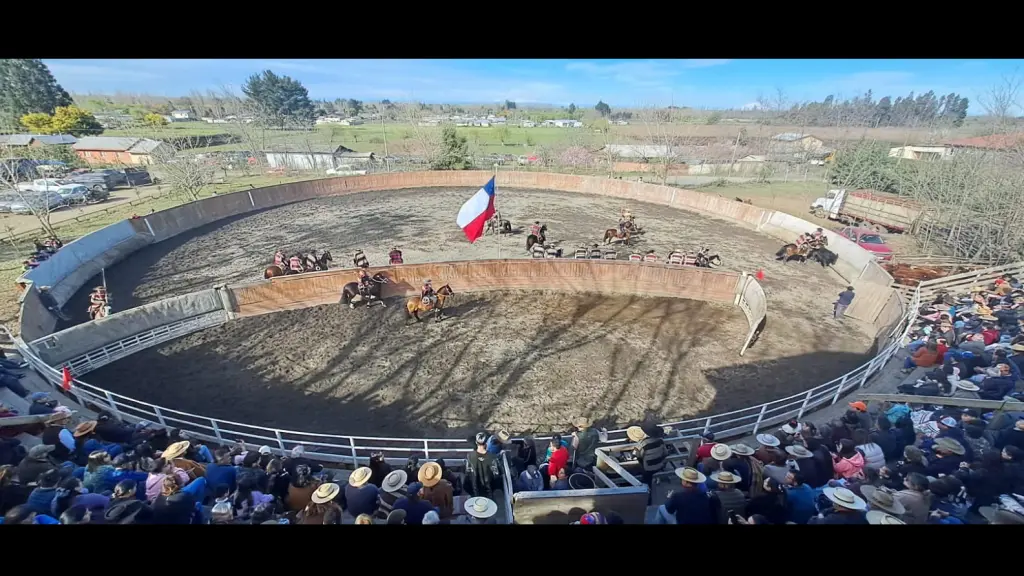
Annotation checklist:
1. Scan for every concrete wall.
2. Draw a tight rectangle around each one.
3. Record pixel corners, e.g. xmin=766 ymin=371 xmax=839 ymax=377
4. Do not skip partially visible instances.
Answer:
xmin=19 ymin=288 xmax=57 ymax=343
xmin=511 ymin=488 xmax=649 ymax=524
xmin=229 ymin=259 xmax=745 ymax=317
xmin=737 ymin=273 xmax=768 ymax=354
xmin=31 ymin=289 xmax=226 ymax=366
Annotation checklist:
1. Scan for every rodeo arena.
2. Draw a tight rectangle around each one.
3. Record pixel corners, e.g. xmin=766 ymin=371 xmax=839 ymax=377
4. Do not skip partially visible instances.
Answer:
xmin=2 ymin=171 xmax=1024 ymax=526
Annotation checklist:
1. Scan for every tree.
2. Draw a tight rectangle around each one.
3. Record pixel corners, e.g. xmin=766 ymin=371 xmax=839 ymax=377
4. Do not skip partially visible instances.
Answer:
xmin=241 ymin=70 xmax=315 ymax=128
xmin=18 ymin=105 xmax=101 ymax=136
xmin=344 ymin=98 xmax=363 ymax=116
xmin=142 ymin=113 xmax=168 ymax=128
xmin=505 ymin=100 xmax=517 ymax=110
xmin=594 ymin=100 xmax=611 ymax=117
xmin=0 ymin=59 xmax=73 ymax=129
xmin=19 ymin=113 xmax=53 ymax=133
xmin=431 ymin=125 xmax=469 ymax=170
xmin=567 ymin=103 xmax=577 ymax=116
xmin=151 ymin=136 xmax=215 ymax=201
xmin=978 ymin=74 xmax=1021 ymax=133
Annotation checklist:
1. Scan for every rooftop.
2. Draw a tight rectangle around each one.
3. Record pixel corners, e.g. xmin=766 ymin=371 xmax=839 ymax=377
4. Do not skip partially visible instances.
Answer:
xmin=0 ymin=134 xmax=78 ymax=146
xmin=943 ymin=133 xmax=1024 ymax=151
xmin=772 ymin=132 xmax=815 ymax=142
xmin=73 ymin=137 xmax=167 ymax=153
xmin=264 ymin=144 xmax=359 ymax=155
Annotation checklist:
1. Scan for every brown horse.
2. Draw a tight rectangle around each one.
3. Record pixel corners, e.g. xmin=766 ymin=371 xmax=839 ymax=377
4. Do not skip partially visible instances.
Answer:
xmin=775 ymin=243 xmax=809 ymax=263
xmin=405 ymin=284 xmax=454 ymax=323
xmin=604 ymin=228 xmax=631 ymax=245
xmin=264 ymin=265 xmax=286 ymax=279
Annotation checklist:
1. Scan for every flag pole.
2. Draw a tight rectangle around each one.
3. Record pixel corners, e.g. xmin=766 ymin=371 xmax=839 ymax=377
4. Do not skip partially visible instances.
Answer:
xmin=493 ymin=163 xmax=500 ymax=260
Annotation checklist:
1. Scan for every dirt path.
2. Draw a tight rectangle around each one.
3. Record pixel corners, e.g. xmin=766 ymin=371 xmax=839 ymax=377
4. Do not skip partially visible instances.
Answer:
xmin=85 ymin=291 xmax=872 ymax=438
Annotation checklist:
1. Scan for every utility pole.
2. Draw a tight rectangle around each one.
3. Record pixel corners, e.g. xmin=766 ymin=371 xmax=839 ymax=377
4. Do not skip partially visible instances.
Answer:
xmin=380 ymin=113 xmax=391 ymax=173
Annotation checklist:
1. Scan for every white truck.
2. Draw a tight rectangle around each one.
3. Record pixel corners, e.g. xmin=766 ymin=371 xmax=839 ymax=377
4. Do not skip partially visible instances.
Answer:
xmin=16 ymin=178 xmax=83 ymax=195
xmin=810 ymin=188 xmax=924 ymax=233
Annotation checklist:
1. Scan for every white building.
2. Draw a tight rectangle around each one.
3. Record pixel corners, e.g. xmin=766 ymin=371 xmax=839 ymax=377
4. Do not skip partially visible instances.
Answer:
xmin=170 ymin=110 xmax=195 ymax=121
xmin=264 ymin=145 xmax=375 ymax=171
xmin=888 ymin=145 xmax=953 ymax=161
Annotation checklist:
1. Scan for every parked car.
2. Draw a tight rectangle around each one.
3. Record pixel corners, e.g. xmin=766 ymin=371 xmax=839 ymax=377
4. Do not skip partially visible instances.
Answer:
xmin=10 ymin=192 xmax=64 ymax=214
xmin=65 ymin=171 xmax=114 ymax=192
xmin=57 ymin=184 xmax=91 ymax=206
xmin=838 ymin=226 xmax=894 ymax=262
xmin=122 ymin=167 xmax=152 ymax=186
xmin=15 ymin=178 xmax=83 ymax=195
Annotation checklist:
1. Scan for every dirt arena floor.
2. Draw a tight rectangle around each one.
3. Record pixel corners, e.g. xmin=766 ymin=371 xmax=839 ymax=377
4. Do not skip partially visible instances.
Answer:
xmin=85 ymin=291 xmax=873 ymax=437
xmin=66 ymin=186 xmax=878 ymax=436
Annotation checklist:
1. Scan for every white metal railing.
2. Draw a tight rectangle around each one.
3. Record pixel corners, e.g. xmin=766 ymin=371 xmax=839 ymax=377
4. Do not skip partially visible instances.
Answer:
xmin=500 ymin=451 xmax=514 ymax=524
xmin=4 ymin=282 xmax=920 ymax=472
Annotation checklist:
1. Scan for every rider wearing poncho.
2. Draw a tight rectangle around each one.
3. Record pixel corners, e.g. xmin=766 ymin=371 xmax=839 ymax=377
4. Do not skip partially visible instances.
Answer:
xmin=389 ymin=248 xmax=403 ymax=265
xmin=357 ymin=269 xmax=374 ymax=295
xmin=274 ymin=250 xmax=286 ymax=267
xmin=421 ymin=279 xmax=435 ymax=304
xmin=353 ymin=250 xmax=369 ymax=269
xmin=529 ymin=221 xmax=543 ymax=238
xmin=88 ymin=286 xmax=108 ymax=317
xmin=288 ymin=255 xmax=303 ymax=273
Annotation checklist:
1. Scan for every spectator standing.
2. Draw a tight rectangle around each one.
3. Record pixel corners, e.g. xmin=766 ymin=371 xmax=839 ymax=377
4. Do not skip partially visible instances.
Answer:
xmin=571 ymin=416 xmax=601 ymax=471
xmin=393 ymin=481 xmax=436 ymax=525
xmin=377 ymin=469 xmax=407 ymax=520
xmin=367 ymin=452 xmax=392 ymax=488
xmin=834 ymin=286 xmax=855 ymax=319
xmin=654 ymin=467 xmax=712 ymax=525
xmin=418 ymin=462 xmax=453 ymax=519
xmin=545 ymin=434 xmax=570 ymax=489
xmin=284 ymin=464 xmax=320 ymax=513
xmin=628 ymin=426 xmax=667 ymax=501
xmin=344 ymin=467 xmax=380 ymax=518
xmin=754 ymin=433 xmax=782 ymax=465
xmin=708 ymin=470 xmax=747 ymax=524
xmin=462 ymin=496 xmax=498 ymax=525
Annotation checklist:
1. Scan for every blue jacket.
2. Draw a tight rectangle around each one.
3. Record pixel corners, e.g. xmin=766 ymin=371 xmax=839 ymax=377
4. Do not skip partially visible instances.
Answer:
xmin=785 ymin=484 xmax=820 ymax=524
xmin=25 ymin=487 xmax=57 ymax=515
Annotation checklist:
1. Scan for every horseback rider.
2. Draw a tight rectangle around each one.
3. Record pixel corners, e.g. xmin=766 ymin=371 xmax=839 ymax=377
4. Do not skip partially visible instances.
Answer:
xmin=288 ymin=254 xmax=303 ymax=274
xmin=421 ymin=279 xmax=436 ymax=306
xmin=389 ymin=247 xmax=403 ymax=265
xmin=273 ymin=250 xmax=286 ymax=268
xmin=644 ymin=249 xmax=658 ymax=262
xmin=304 ymin=251 xmax=318 ymax=271
xmin=353 ymin=250 xmax=370 ymax=269
xmin=88 ymin=286 xmax=108 ymax=318
xmin=529 ymin=221 xmax=543 ymax=238
xmin=357 ymin=269 xmax=374 ymax=296
xmin=795 ymin=233 xmax=808 ymax=248
xmin=33 ymin=238 xmax=46 ymax=254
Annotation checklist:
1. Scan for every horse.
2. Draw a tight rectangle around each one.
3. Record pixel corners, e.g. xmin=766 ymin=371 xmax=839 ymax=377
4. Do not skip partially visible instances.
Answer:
xmin=308 ymin=250 xmax=333 ymax=271
xmin=604 ymin=228 xmax=631 ymax=245
xmin=807 ymin=247 xmax=838 ymax=268
xmin=734 ymin=197 xmax=753 ymax=205
xmin=264 ymin=265 xmax=286 ymax=279
xmin=88 ymin=303 xmax=111 ymax=321
xmin=525 ymin=224 xmax=547 ymax=253
xmin=695 ymin=247 xmax=723 ymax=268
xmin=341 ymin=272 xmax=390 ymax=309
xmin=775 ymin=243 xmax=809 ymax=263
xmin=406 ymin=284 xmax=454 ymax=323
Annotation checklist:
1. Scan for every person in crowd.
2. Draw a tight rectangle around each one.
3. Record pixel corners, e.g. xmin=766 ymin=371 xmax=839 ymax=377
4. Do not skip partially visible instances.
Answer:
xmin=995 ymin=419 xmax=1024 ymax=451
xmin=847 ymin=401 xmax=875 ymax=430
xmin=803 ymin=437 xmax=833 ymax=488
xmin=422 ymin=510 xmax=440 ymax=525
xmin=902 ymin=341 xmax=941 ymax=373
xmin=708 ymin=470 xmax=747 ymax=524
xmin=783 ymin=470 xmax=818 ymax=524
xmin=727 ymin=444 xmax=759 ymax=496
xmin=461 ymin=496 xmax=498 ymax=524
xmin=832 ymin=438 xmax=866 ymax=480
xmin=377 ymin=469 xmax=407 ymax=519
xmin=893 ymin=472 xmax=931 ymax=524
xmin=152 ymin=475 xmax=201 ymax=524
xmin=367 ymin=452 xmax=392 ymax=488
xmin=418 ymin=462 xmax=454 ymax=519
xmin=17 ymin=444 xmax=59 ymax=485
xmin=852 ymin=429 xmax=886 ymax=473
xmin=746 ymin=477 xmax=788 ymax=525
xmin=403 ymin=455 xmax=422 ymax=481
xmin=654 ymin=467 xmax=712 ymax=525
xmin=762 ymin=451 xmax=790 ymax=485
xmin=285 ymin=464 xmax=320 ymax=513
xmin=628 ymin=425 xmax=667 ymax=501
xmin=571 ymin=417 xmax=601 ymax=471
xmin=517 ymin=464 xmax=543 ymax=492
xmin=204 ymin=447 xmax=238 ymax=496
xmin=3 ymin=504 xmax=59 ymax=525
xmin=298 ymin=483 xmax=343 ymax=525
xmin=486 ymin=430 xmax=510 ymax=456
xmin=59 ymin=505 xmax=92 ymax=525
xmin=344 ymin=466 xmax=379 ymax=518
xmin=871 ymin=417 xmax=903 ymax=462
xmin=25 ymin=469 xmax=60 ymax=515
xmin=695 ymin=432 xmax=718 ymax=465
xmin=860 ymin=484 xmax=906 ymax=521
xmin=551 ymin=467 xmax=570 ymax=490
xmin=466 ymin=432 xmax=500 ymax=498
xmin=925 ymin=438 xmax=967 ymax=477
xmin=809 ymin=486 xmax=868 ymax=524
xmin=928 ymin=477 xmax=968 ymax=524
xmin=83 ymin=450 xmax=116 ymax=494
xmin=545 ymin=434 xmax=570 ymax=488
xmin=392 ymin=481 xmax=436 ymax=525
xmin=145 ymin=458 xmax=190 ymax=502
xmin=0 ymin=465 xmax=30 ymax=514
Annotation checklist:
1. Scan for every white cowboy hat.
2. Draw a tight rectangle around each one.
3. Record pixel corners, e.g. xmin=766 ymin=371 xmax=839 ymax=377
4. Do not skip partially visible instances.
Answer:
xmin=755 ymin=433 xmax=780 ymax=447
xmin=258 ymin=446 xmax=273 ymax=456
xmin=956 ymin=381 xmax=981 ymax=392
xmin=709 ymin=443 xmax=733 ymax=461
xmin=785 ymin=445 xmax=814 ymax=459
xmin=626 ymin=426 xmax=647 ymax=443
xmin=781 ymin=422 xmax=803 ymax=435
xmin=823 ymin=487 xmax=868 ymax=511
xmin=861 ymin=486 xmax=906 ymax=516
xmin=382 ymin=470 xmax=407 ymax=493
xmin=349 ymin=467 xmax=373 ymax=488
xmin=311 ymin=482 xmax=340 ymax=504
xmin=496 ymin=430 xmax=511 ymax=444
xmin=573 ymin=416 xmax=592 ymax=429
xmin=675 ymin=467 xmax=707 ymax=484
xmin=710 ymin=470 xmax=742 ymax=485
xmin=866 ymin=511 xmax=906 ymax=525
xmin=729 ymin=444 xmax=755 ymax=457
xmin=1011 ymin=344 xmax=1024 ymax=353
xmin=464 ymin=497 xmax=498 ymax=519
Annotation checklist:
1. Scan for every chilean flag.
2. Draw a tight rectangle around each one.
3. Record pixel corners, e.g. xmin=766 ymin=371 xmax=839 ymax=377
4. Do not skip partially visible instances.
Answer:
xmin=456 ymin=177 xmax=496 ymax=243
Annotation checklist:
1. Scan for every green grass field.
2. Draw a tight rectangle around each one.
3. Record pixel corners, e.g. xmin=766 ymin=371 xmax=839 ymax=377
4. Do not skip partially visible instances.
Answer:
xmin=104 ymin=121 xmax=605 ymax=156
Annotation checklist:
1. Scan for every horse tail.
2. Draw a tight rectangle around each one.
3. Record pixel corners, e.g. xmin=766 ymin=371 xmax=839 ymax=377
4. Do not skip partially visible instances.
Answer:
xmin=775 ymin=246 xmax=787 ymax=258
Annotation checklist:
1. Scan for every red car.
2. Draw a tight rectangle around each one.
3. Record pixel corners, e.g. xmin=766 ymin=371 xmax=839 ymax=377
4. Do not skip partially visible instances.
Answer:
xmin=839 ymin=226 xmax=893 ymax=262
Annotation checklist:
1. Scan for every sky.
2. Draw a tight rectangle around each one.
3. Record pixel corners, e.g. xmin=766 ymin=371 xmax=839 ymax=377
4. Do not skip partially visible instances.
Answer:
xmin=42 ymin=59 xmax=1024 ymax=112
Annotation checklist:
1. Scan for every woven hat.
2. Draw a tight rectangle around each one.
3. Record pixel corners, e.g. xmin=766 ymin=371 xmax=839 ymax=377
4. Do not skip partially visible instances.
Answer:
xmin=465 ymin=497 xmax=498 ymax=519
xmin=709 ymin=443 xmax=733 ymax=461
xmin=28 ymin=444 xmax=55 ymax=458
xmin=785 ymin=445 xmax=813 ymax=459
xmin=626 ymin=426 xmax=647 ymax=442
xmin=495 ymin=429 xmax=511 ymax=444
xmin=823 ymin=487 xmax=868 ymax=511
xmin=382 ymin=469 xmax=407 ymax=493
xmin=1011 ymin=344 xmax=1024 ymax=352
xmin=730 ymin=444 xmax=755 ymax=456
xmin=418 ymin=462 xmax=443 ymax=488
xmin=675 ymin=467 xmax=707 ymax=484
xmin=756 ymin=433 xmax=780 ymax=447
xmin=710 ymin=470 xmax=742 ymax=484
xmin=311 ymin=482 xmax=340 ymax=504
xmin=73 ymin=420 xmax=97 ymax=438
xmin=162 ymin=441 xmax=190 ymax=461
xmin=258 ymin=446 xmax=273 ymax=455
xmin=866 ymin=511 xmax=906 ymax=525
xmin=574 ymin=416 xmax=592 ymax=428
xmin=861 ymin=486 xmax=906 ymax=515
xmin=956 ymin=381 xmax=980 ymax=392
xmin=349 ymin=467 xmax=373 ymax=487
xmin=933 ymin=437 xmax=966 ymax=456
xmin=781 ymin=421 xmax=803 ymax=435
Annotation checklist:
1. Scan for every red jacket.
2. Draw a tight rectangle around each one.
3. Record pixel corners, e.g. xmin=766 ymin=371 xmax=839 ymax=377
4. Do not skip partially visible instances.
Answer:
xmin=548 ymin=446 xmax=569 ymax=477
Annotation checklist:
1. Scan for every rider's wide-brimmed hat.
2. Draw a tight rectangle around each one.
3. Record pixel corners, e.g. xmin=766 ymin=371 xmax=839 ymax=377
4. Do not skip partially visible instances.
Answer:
xmin=573 ymin=416 xmax=592 ymax=429
xmin=349 ymin=467 xmax=373 ymax=488
xmin=311 ymin=482 xmax=340 ymax=504
xmin=162 ymin=441 xmax=190 ymax=461
xmin=464 ymin=497 xmax=498 ymax=519
xmin=730 ymin=444 xmax=755 ymax=457
xmin=709 ymin=443 xmax=733 ymax=461
xmin=382 ymin=470 xmax=408 ymax=493
xmin=823 ymin=487 xmax=868 ymax=511
xmin=73 ymin=420 xmax=97 ymax=438
xmin=626 ymin=426 xmax=647 ymax=443
xmin=675 ymin=467 xmax=706 ymax=484
xmin=710 ymin=470 xmax=742 ymax=485
xmin=418 ymin=462 xmax=444 ymax=488
xmin=785 ymin=445 xmax=814 ymax=459
xmin=861 ymin=486 xmax=906 ymax=516
xmin=756 ymin=433 xmax=781 ymax=447
xmin=866 ymin=511 xmax=906 ymax=525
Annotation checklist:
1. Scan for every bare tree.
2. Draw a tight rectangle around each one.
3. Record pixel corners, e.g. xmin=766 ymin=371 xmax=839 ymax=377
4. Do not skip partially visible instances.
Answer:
xmin=978 ymin=73 xmax=1023 ymax=134
xmin=396 ymin=104 xmax=442 ymax=167
xmin=218 ymin=86 xmax=268 ymax=168
xmin=151 ymin=136 xmax=216 ymax=201
xmin=0 ymin=142 xmax=64 ymax=241
xmin=633 ymin=105 xmax=687 ymax=185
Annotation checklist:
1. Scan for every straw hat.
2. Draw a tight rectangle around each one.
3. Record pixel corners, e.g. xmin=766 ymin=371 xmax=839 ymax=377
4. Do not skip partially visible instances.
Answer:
xmin=418 ymin=462 xmax=443 ymax=488
xmin=980 ymin=314 xmax=999 ymax=321
xmin=573 ymin=416 xmax=592 ymax=429
xmin=1015 ymin=419 xmax=1024 ymax=432
xmin=979 ymin=506 xmax=1024 ymax=525
xmin=349 ymin=466 xmax=373 ymax=488
xmin=73 ymin=420 xmax=97 ymax=438
xmin=464 ymin=497 xmax=498 ymax=519
xmin=311 ymin=482 xmax=340 ymax=504
xmin=933 ymin=437 xmax=966 ymax=456
xmin=709 ymin=443 xmax=733 ymax=461
xmin=710 ymin=470 xmax=742 ymax=484
xmin=970 ymin=286 xmax=986 ymax=293
xmin=956 ymin=381 xmax=980 ymax=392
xmin=1012 ymin=344 xmax=1024 ymax=353
xmin=785 ymin=445 xmax=813 ymax=459
xmin=626 ymin=426 xmax=647 ymax=443
xmin=729 ymin=444 xmax=755 ymax=456
xmin=823 ymin=487 xmax=867 ymax=511
xmin=861 ymin=486 xmax=906 ymax=516
xmin=382 ymin=470 xmax=407 ymax=493
xmin=866 ymin=511 xmax=906 ymax=525
xmin=496 ymin=429 xmax=511 ymax=444
xmin=675 ymin=467 xmax=707 ymax=484
xmin=162 ymin=441 xmax=190 ymax=461
xmin=755 ymin=433 xmax=780 ymax=447
xmin=781 ymin=421 xmax=803 ymax=435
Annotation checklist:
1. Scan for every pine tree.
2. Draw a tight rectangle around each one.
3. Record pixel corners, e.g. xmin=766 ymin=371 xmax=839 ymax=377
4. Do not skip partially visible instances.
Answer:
xmin=0 ymin=59 xmax=73 ymax=129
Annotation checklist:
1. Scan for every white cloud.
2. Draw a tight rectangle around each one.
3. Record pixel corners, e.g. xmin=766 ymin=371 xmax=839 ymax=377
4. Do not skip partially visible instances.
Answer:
xmin=680 ymin=59 xmax=732 ymax=69
xmin=565 ymin=60 xmax=681 ymax=87
xmin=47 ymin=63 xmax=162 ymax=81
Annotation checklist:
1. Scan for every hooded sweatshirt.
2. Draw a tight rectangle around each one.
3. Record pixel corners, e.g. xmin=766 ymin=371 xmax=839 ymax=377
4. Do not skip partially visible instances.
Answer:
xmin=833 ymin=451 xmax=865 ymax=480
xmin=145 ymin=469 xmax=191 ymax=502
xmin=856 ymin=442 xmax=886 ymax=472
